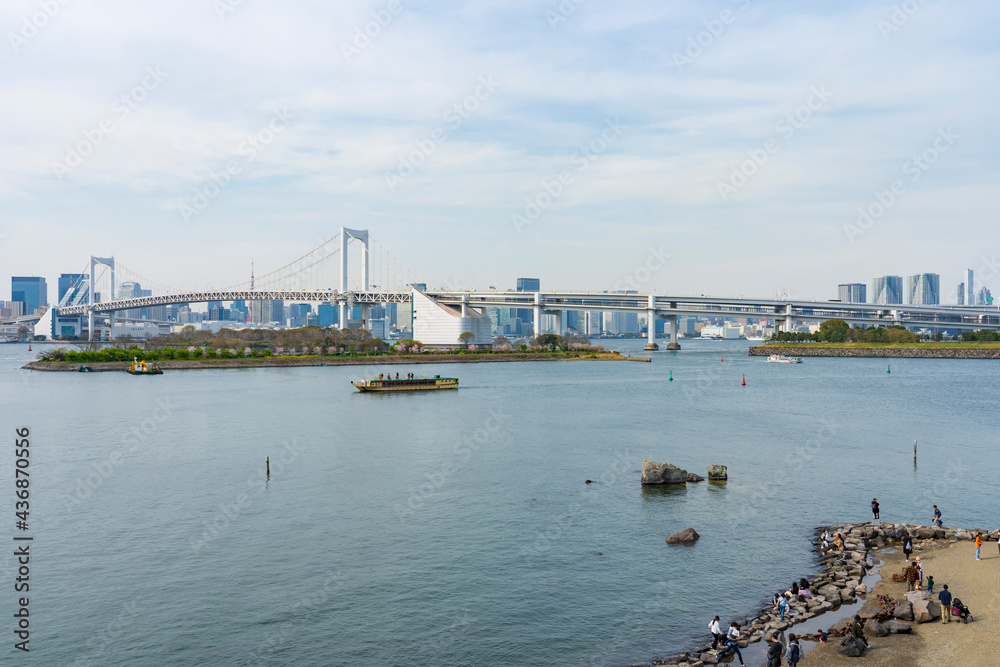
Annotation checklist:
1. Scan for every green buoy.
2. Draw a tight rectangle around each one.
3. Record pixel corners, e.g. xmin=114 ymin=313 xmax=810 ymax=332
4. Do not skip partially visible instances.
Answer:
xmin=887 ymin=364 xmax=891 ymax=374
xmin=669 ymin=371 xmax=673 ymax=382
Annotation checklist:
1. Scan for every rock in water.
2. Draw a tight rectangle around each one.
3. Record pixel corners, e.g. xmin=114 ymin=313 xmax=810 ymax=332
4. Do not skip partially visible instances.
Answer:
xmin=707 ymin=464 xmax=728 ymax=480
xmin=686 ymin=472 xmax=705 ymax=482
xmin=884 ymin=620 xmax=913 ymax=634
xmin=893 ymin=601 xmax=914 ymax=621
xmin=665 ymin=528 xmax=700 ymax=544
xmin=699 ymin=652 xmax=719 ymax=664
xmin=641 ymin=460 xmax=688 ymax=484
xmin=864 ymin=619 xmax=888 ymax=637
xmin=836 ymin=635 xmax=866 ymax=657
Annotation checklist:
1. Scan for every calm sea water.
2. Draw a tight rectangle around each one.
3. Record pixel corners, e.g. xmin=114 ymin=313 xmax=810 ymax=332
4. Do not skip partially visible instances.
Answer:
xmin=1 ymin=340 xmax=998 ymax=666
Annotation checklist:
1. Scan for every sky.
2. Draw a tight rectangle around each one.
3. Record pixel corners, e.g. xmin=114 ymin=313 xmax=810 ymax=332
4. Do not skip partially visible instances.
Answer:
xmin=2 ymin=0 xmax=998 ymax=303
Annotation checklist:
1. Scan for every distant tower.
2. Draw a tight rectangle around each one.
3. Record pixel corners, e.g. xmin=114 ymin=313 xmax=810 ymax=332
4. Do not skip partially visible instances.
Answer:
xmin=966 ymin=269 xmax=974 ymax=307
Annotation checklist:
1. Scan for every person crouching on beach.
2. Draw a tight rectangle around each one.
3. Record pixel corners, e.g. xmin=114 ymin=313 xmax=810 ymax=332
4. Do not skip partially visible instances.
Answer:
xmin=817 ymin=628 xmax=827 ymax=642
xmin=849 ymin=615 xmax=870 ymax=649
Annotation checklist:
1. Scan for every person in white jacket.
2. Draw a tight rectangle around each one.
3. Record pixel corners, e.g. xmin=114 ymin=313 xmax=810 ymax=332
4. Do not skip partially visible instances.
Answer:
xmin=709 ymin=616 xmax=723 ymax=649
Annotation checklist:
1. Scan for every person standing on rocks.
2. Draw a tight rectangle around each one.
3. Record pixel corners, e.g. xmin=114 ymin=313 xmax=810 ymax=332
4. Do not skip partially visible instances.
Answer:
xmin=933 ymin=505 xmax=942 ymax=527
xmin=903 ymin=535 xmax=913 ymax=561
xmin=871 ymin=498 xmax=880 ymax=521
xmin=939 ymin=584 xmax=953 ymax=623
xmin=975 ymin=532 xmax=983 ymax=560
xmin=709 ymin=615 xmax=724 ymax=649
xmin=778 ymin=593 xmax=789 ymax=622
xmin=719 ymin=622 xmax=745 ymax=667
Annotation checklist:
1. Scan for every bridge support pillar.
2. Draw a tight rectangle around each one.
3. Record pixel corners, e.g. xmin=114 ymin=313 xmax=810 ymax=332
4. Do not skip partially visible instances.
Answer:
xmin=555 ymin=311 xmax=564 ymax=336
xmin=533 ymin=293 xmax=542 ymax=338
xmin=665 ymin=315 xmax=680 ymax=350
xmin=644 ymin=295 xmax=659 ymax=350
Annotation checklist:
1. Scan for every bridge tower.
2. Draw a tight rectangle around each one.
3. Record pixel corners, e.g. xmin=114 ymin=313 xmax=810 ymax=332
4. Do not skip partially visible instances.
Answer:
xmin=88 ymin=256 xmax=115 ymax=340
xmin=339 ymin=227 xmax=370 ymax=326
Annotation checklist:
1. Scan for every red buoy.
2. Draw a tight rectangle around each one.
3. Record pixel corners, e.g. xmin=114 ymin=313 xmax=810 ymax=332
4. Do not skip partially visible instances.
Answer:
xmin=741 ymin=373 xmax=746 ymax=386
xmin=720 ymin=355 xmax=724 ymax=362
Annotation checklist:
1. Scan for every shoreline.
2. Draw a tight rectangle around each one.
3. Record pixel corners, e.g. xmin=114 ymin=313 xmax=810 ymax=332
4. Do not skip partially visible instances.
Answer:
xmin=22 ymin=350 xmax=650 ymax=372
xmin=749 ymin=345 xmax=1000 ymax=358
xmin=653 ymin=522 xmax=993 ymax=667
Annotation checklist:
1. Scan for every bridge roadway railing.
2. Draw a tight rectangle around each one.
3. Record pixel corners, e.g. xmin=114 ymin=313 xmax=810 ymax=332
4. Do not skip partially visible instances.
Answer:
xmin=55 ymin=290 xmax=411 ymax=316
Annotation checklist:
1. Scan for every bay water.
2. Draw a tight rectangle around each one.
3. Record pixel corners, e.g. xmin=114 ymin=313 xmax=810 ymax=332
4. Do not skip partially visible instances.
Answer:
xmin=1 ymin=340 xmax=997 ymax=665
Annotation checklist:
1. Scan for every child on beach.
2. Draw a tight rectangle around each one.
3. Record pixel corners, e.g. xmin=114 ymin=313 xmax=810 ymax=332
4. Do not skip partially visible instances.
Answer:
xmin=817 ymin=629 xmax=827 ymax=642
xmin=926 ymin=575 xmax=934 ymax=594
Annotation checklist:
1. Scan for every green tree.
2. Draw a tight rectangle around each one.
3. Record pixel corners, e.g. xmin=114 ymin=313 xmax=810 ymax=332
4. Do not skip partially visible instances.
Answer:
xmin=818 ymin=319 xmax=850 ymax=343
xmin=458 ymin=331 xmax=475 ymax=347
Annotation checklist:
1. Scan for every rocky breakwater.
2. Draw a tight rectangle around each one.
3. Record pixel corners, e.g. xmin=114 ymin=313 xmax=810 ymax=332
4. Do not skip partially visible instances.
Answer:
xmin=748 ymin=344 xmax=1000 ymax=359
xmin=651 ymin=522 xmax=878 ymax=667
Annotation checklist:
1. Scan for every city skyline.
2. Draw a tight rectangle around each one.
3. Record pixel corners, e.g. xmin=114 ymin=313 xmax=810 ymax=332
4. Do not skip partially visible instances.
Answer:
xmin=3 ymin=1 xmax=999 ymax=301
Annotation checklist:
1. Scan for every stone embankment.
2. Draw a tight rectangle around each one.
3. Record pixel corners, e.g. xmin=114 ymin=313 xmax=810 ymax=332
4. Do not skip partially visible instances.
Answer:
xmin=749 ymin=345 xmax=1000 ymax=359
xmin=650 ymin=522 xmax=995 ymax=667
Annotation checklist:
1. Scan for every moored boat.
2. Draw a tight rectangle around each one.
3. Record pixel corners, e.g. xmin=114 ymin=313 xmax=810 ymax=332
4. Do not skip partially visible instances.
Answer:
xmin=767 ymin=353 xmax=802 ymax=364
xmin=126 ymin=357 xmax=163 ymax=375
xmin=352 ymin=373 xmax=458 ymax=392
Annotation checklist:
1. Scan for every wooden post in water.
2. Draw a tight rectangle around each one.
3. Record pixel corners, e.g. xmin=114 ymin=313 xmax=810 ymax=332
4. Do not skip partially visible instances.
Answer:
xmin=913 ymin=440 xmax=917 ymax=466
xmin=266 ymin=456 xmax=270 ymax=479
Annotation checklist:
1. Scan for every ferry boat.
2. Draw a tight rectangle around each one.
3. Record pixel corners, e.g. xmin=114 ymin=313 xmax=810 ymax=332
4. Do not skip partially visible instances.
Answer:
xmin=126 ymin=357 xmax=163 ymax=375
xmin=352 ymin=374 xmax=458 ymax=392
xmin=766 ymin=353 xmax=802 ymax=364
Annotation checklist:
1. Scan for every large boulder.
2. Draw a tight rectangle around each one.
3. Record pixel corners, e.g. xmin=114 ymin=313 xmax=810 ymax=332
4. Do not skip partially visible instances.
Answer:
xmin=707 ymin=464 xmax=728 ymax=480
xmin=893 ymin=601 xmax=914 ymax=621
xmin=905 ymin=591 xmax=929 ymax=604
xmin=885 ymin=620 xmax=913 ymax=634
xmin=665 ymin=527 xmax=700 ymax=544
xmin=916 ymin=527 xmax=936 ymax=539
xmin=837 ymin=635 xmax=866 ymax=657
xmin=699 ymin=652 xmax=719 ymax=664
xmin=865 ymin=619 xmax=889 ymax=637
xmin=912 ymin=598 xmax=941 ymax=623
xmin=642 ymin=460 xmax=688 ymax=484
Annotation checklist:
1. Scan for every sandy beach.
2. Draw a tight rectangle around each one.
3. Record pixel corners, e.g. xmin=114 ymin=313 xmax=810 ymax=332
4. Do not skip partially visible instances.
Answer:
xmin=803 ymin=533 xmax=999 ymax=666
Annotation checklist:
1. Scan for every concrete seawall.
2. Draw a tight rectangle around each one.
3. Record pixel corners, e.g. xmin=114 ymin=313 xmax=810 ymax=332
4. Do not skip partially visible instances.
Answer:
xmin=749 ymin=345 xmax=1000 ymax=359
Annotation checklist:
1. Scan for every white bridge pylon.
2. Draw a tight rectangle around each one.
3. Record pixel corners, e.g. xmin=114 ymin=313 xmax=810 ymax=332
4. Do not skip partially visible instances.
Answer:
xmin=340 ymin=227 xmax=368 ymax=326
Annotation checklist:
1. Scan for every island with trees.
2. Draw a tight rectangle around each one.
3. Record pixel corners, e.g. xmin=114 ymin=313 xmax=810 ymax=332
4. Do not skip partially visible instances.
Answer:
xmin=750 ymin=320 xmax=1000 ymax=358
xmin=24 ymin=326 xmax=643 ymax=371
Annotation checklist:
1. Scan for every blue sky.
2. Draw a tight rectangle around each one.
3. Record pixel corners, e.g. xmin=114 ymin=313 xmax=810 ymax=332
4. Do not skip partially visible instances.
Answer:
xmin=2 ymin=0 xmax=998 ymax=302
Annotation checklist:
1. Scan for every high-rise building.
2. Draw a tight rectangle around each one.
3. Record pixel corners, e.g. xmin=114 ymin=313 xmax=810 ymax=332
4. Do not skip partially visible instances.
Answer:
xmin=957 ymin=283 xmax=965 ymax=305
xmin=514 ymin=278 xmax=540 ymax=331
xmin=317 ymin=303 xmax=338 ymax=327
xmin=516 ymin=278 xmax=540 ymax=292
xmin=58 ymin=273 xmax=86 ymax=302
xmin=269 ymin=300 xmax=285 ymax=324
xmin=11 ymin=277 xmax=47 ymax=314
xmin=837 ymin=283 xmax=866 ymax=303
xmin=871 ymin=276 xmax=903 ymax=305
xmin=906 ymin=273 xmax=940 ymax=305
xmin=966 ymin=269 xmax=975 ymax=306
xmin=976 ymin=287 xmax=993 ymax=306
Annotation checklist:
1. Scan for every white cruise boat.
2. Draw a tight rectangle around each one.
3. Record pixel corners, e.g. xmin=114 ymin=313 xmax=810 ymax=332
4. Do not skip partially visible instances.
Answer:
xmin=767 ymin=353 xmax=802 ymax=364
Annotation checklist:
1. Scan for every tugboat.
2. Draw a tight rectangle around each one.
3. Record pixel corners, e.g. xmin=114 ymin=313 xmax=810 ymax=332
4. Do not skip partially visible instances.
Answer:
xmin=126 ymin=357 xmax=163 ymax=375
xmin=352 ymin=373 xmax=458 ymax=392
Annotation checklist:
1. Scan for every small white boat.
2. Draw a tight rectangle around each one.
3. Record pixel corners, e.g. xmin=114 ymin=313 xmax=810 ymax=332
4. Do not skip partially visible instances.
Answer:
xmin=767 ymin=354 xmax=802 ymax=364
